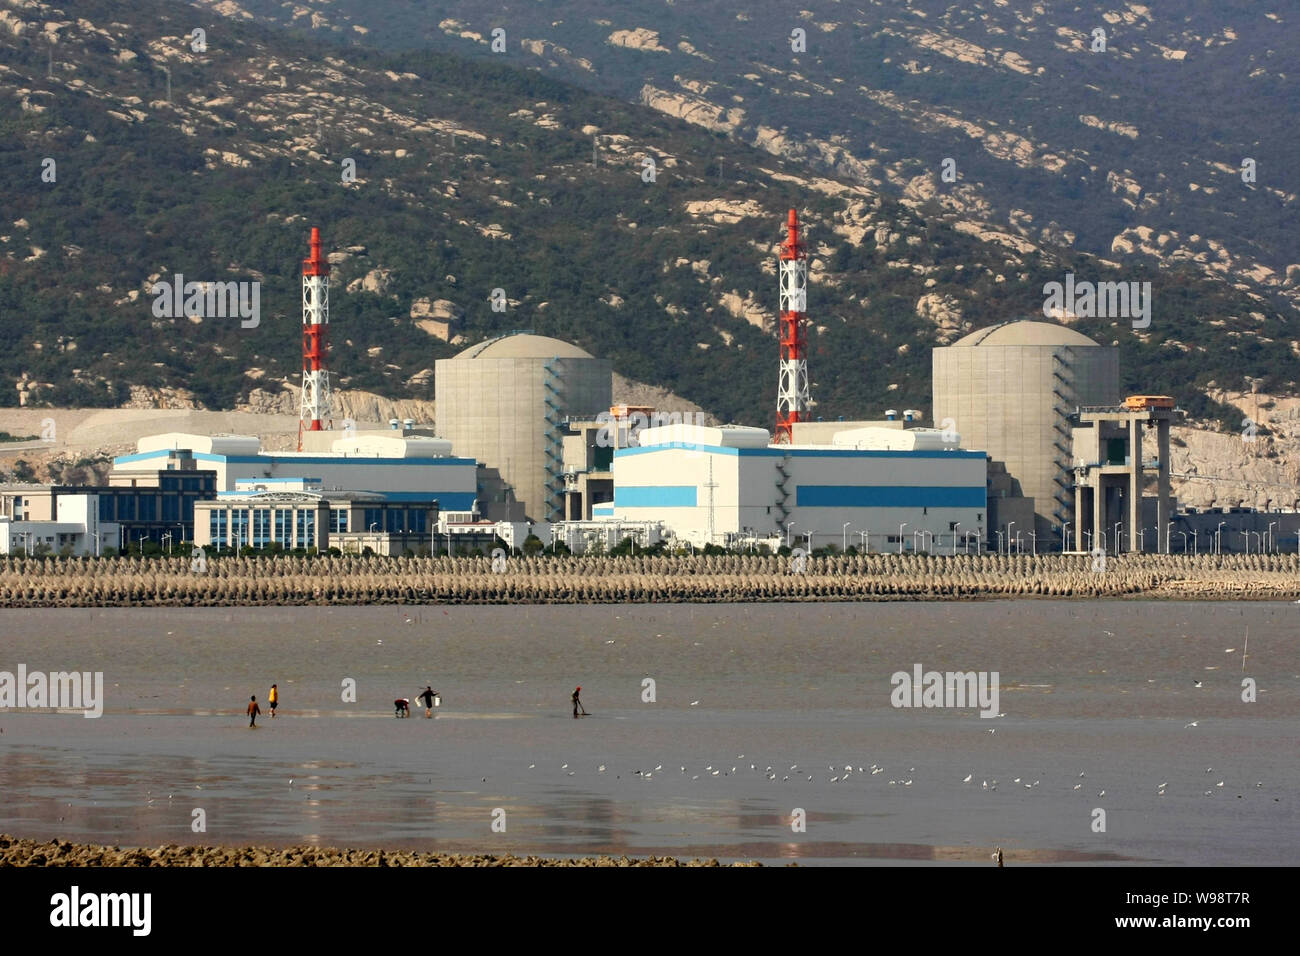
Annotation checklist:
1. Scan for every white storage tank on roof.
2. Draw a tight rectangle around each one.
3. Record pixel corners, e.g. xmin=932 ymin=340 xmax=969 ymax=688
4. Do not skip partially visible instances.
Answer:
xmin=330 ymin=435 xmax=453 ymax=458
xmin=136 ymin=433 xmax=261 ymax=456
xmin=637 ymin=423 xmax=770 ymax=448
xmin=831 ymin=426 xmax=957 ymax=451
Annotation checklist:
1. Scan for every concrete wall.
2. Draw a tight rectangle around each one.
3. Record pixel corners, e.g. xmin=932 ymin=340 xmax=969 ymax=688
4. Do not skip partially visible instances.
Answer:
xmin=933 ymin=341 xmax=1118 ymax=540
xmin=435 ymin=356 xmax=612 ymax=522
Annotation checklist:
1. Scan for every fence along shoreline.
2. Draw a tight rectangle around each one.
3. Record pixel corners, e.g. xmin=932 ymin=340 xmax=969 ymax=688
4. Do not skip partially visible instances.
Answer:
xmin=0 ymin=552 xmax=1296 ymax=606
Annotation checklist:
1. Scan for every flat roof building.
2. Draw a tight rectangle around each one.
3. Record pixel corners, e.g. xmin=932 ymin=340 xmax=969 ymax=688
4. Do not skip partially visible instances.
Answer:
xmin=609 ymin=423 xmax=987 ymax=553
xmin=114 ymin=432 xmax=478 ymax=513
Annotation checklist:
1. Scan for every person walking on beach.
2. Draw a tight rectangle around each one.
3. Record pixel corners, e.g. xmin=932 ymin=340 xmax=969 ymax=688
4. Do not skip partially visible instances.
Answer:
xmin=417 ymin=686 xmax=437 ymax=718
xmin=269 ymin=683 xmax=279 ymax=718
xmin=247 ymin=695 xmax=261 ymax=728
xmin=572 ymin=686 xmax=587 ymax=718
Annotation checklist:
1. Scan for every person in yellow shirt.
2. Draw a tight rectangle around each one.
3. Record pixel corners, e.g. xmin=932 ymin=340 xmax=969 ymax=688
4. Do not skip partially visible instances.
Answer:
xmin=269 ymin=683 xmax=279 ymax=718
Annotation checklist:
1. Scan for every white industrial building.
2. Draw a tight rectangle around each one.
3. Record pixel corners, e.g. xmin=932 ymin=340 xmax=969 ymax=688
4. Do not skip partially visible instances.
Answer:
xmin=113 ymin=432 xmax=479 ymax=512
xmin=606 ymin=423 xmax=987 ymax=553
xmin=0 ymin=495 xmax=120 ymax=556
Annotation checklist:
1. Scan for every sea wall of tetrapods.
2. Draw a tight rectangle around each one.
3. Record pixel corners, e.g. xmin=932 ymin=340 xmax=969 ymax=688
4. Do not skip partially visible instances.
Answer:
xmin=0 ymin=552 xmax=1297 ymax=606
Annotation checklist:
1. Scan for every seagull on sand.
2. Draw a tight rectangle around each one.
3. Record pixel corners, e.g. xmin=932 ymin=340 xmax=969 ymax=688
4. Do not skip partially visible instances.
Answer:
xmin=963 ymin=774 xmax=973 ymax=783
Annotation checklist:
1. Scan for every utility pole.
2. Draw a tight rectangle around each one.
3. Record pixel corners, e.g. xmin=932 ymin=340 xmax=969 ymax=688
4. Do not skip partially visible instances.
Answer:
xmin=703 ymin=457 xmax=718 ymax=547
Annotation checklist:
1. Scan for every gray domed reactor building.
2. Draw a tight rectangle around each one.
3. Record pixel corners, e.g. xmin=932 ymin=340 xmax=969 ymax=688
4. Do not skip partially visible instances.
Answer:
xmin=932 ymin=321 xmax=1120 ymax=544
xmin=435 ymin=332 xmax=612 ymax=522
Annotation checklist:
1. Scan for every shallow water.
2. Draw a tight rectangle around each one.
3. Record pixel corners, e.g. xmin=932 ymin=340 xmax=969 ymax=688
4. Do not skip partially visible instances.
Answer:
xmin=0 ymin=602 xmax=1295 ymax=865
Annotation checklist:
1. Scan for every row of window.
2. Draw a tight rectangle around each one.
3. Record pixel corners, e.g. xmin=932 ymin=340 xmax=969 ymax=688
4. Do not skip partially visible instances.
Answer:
xmin=210 ymin=509 xmax=317 ymax=549
xmin=207 ymin=506 xmax=429 ymax=547
xmin=98 ymin=494 xmax=198 ymax=523
xmin=362 ymin=508 xmax=428 ymax=534
xmin=159 ymin=477 xmax=213 ymax=493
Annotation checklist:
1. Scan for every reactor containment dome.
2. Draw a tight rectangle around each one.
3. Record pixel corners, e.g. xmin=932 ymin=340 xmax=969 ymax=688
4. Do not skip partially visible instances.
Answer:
xmin=932 ymin=320 xmax=1119 ymax=542
xmin=435 ymin=332 xmax=612 ymax=523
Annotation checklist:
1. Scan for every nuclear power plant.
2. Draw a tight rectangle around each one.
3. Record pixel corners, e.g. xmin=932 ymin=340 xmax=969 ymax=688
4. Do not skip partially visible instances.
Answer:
xmin=3 ymin=215 xmax=1294 ymax=557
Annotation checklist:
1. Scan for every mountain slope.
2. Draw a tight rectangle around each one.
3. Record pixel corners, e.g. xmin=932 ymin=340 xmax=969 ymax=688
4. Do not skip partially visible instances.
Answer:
xmin=0 ymin=0 xmax=1292 ymax=437
xmin=206 ymin=0 xmax=1299 ymax=319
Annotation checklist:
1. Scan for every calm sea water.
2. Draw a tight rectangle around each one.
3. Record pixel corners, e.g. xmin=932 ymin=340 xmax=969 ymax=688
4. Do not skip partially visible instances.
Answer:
xmin=0 ymin=602 xmax=1294 ymax=865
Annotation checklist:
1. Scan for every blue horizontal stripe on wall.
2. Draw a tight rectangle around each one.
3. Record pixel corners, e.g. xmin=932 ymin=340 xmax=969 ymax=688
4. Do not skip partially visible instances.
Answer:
xmin=615 ymin=485 xmax=698 ymax=508
xmin=614 ymin=443 xmax=985 ymax=460
xmin=593 ymin=506 xmax=614 ymax=516
xmin=797 ymin=485 xmax=985 ymax=508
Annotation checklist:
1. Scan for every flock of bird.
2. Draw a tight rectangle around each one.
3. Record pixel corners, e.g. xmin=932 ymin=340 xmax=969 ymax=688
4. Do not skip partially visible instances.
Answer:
xmin=518 ymin=758 xmax=1271 ymax=799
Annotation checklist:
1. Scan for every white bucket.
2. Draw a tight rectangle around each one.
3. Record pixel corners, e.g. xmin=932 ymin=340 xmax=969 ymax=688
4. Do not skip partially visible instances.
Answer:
xmin=433 ymin=694 xmax=441 ymax=707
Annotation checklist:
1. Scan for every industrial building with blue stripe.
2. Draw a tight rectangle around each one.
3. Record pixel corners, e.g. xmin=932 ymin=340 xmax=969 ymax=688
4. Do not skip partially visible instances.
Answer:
xmin=4 ymin=214 xmax=1284 ymax=557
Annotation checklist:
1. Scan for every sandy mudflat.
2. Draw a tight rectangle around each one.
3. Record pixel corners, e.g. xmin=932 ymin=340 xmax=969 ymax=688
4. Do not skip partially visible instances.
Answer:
xmin=2 ymin=602 xmax=1295 ymax=866
xmin=0 ymin=834 xmax=750 ymax=867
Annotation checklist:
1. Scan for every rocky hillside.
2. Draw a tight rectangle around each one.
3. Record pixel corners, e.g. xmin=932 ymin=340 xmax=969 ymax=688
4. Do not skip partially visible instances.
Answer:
xmin=204 ymin=0 xmax=1300 ymax=321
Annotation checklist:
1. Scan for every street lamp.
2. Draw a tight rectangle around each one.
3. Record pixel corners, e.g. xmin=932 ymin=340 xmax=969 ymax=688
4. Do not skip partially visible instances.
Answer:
xmin=857 ymin=530 xmax=870 ymax=553
xmin=1014 ymin=531 xmax=1022 ymax=554
xmin=1268 ymin=521 xmax=1278 ymax=553
xmin=1006 ymin=521 xmax=1015 ymax=556
xmin=1240 ymin=531 xmax=1251 ymax=554
xmin=1113 ymin=521 xmax=1122 ymax=555
xmin=994 ymin=530 xmax=1004 ymax=554
xmin=953 ymin=522 xmax=961 ymax=556
xmin=1216 ymin=521 xmax=1226 ymax=555
xmin=1191 ymin=529 xmax=1198 ymax=556
xmin=161 ymin=531 xmax=172 ymax=555
xmin=803 ymin=531 xmax=814 ymax=554
xmin=1135 ymin=528 xmax=1144 ymax=552
xmin=1029 ymin=530 xmax=1037 ymax=556
xmin=898 ymin=523 xmax=907 ymax=555
xmin=1062 ymin=521 xmax=1071 ymax=553
xmin=1082 ymin=529 xmax=1092 ymax=551
xmin=842 ymin=521 xmax=851 ymax=552
xmin=1176 ymin=531 xmax=1188 ymax=553
xmin=786 ymin=521 xmax=795 ymax=548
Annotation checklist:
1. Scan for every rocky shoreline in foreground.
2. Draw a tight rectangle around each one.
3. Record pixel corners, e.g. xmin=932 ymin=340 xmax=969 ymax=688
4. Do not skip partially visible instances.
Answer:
xmin=0 ymin=834 xmax=749 ymax=867
xmin=0 ymin=552 xmax=1296 ymax=607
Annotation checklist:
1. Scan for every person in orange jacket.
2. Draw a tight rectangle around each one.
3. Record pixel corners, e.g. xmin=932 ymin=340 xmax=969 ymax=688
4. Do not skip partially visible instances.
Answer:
xmin=247 ymin=695 xmax=261 ymax=727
